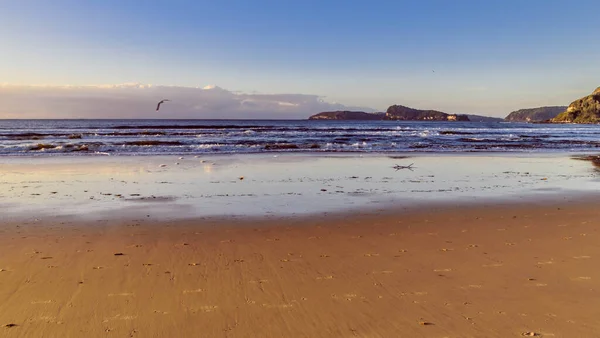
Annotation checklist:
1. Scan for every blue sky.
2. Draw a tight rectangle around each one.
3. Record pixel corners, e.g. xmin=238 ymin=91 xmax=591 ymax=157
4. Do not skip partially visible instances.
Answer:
xmin=1 ymin=0 xmax=599 ymax=116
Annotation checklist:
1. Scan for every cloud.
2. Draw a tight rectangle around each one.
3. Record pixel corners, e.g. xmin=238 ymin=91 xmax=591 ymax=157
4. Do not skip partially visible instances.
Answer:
xmin=0 ymin=83 xmax=376 ymax=119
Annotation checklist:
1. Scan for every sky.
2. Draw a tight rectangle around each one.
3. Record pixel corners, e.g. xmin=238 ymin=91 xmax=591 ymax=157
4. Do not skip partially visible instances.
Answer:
xmin=1 ymin=0 xmax=599 ymax=118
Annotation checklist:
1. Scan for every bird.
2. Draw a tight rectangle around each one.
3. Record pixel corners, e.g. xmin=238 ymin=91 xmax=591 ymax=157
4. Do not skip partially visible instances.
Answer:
xmin=156 ymin=99 xmax=170 ymax=111
xmin=393 ymin=163 xmax=415 ymax=171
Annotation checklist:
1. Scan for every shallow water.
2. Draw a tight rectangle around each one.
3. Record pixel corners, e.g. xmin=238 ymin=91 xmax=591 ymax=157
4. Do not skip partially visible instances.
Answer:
xmin=2 ymin=119 xmax=600 ymax=155
xmin=1 ymin=153 xmax=598 ymax=220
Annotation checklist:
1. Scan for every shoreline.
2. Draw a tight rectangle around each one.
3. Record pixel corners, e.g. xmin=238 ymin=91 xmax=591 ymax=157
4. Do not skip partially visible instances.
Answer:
xmin=1 ymin=152 xmax=599 ymax=221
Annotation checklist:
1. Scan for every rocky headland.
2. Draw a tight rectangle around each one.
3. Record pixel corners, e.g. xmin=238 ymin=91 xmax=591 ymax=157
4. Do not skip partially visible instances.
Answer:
xmin=551 ymin=87 xmax=600 ymax=123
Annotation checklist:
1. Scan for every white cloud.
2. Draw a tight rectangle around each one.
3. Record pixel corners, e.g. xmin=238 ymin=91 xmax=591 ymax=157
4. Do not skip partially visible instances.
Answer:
xmin=0 ymin=84 xmax=376 ymax=119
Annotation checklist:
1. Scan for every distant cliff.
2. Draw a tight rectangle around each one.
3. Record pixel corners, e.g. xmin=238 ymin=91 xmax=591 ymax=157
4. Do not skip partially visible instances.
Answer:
xmin=504 ymin=106 xmax=567 ymax=122
xmin=464 ymin=114 xmax=503 ymax=123
xmin=551 ymin=87 xmax=600 ymax=123
xmin=308 ymin=111 xmax=386 ymax=120
xmin=385 ymin=105 xmax=469 ymax=121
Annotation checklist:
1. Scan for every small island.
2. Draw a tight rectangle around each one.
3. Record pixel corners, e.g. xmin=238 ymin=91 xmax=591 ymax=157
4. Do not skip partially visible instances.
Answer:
xmin=309 ymin=105 xmax=470 ymax=121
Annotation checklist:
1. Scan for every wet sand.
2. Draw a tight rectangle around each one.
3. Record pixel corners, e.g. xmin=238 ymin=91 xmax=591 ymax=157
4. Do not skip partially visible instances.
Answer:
xmin=1 ymin=153 xmax=599 ymax=220
xmin=1 ymin=154 xmax=600 ymax=337
xmin=2 ymin=201 xmax=600 ymax=337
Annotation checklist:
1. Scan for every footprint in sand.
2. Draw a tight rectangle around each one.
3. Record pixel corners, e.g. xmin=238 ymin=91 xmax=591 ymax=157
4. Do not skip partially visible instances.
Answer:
xmin=482 ymin=263 xmax=503 ymax=268
xmin=262 ymin=303 xmax=294 ymax=309
xmin=343 ymin=294 xmax=358 ymax=301
xmin=572 ymin=276 xmax=592 ymax=281
xmin=410 ymin=291 xmax=428 ymax=296
xmin=434 ymin=268 xmax=452 ymax=272
xmin=108 ymin=292 xmax=134 ymax=297
xmin=248 ymin=279 xmax=269 ymax=284
xmin=316 ymin=275 xmax=334 ymax=280
xmin=537 ymin=261 xmax=554 ymax=265
xmin=439 ymin=248 xmax=454 ymax=252
xmin=195 ymin=305 xmax=218 ymax=313
xmin=573 ymin=255 xmax=591 ymax=259
xmin=34 ymin=316 xmax=59 ymax=324
xmin=364 ymin=253 xmax=379 ymax=257
xmin=153 ymin=310 xmax=169 ymax=315
xmin=102 ymin=314 xmax=137 ymax=322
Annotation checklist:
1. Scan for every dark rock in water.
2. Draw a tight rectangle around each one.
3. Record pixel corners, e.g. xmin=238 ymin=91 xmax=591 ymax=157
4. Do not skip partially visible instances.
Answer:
xmin=552 ymin=87 xmax=600 ymax=123
xmin=71 ymin=145 xmax=89 ymax=152
xmin=309 ymin=144 xmax=321 ymax=149
xmin=572 ymin=154 xmax=600 ymax=170
xmin=504 ymin=106 xmax=567 ymax=122
xmin=68 ymin=134 xmax=82 ymax=139
xmin=309 ymin=111 xmax=385 ymax=120
xmin=264 ymin=144 xmax=299 ymax=150
xmin=30 ymin=143 xmax=56 ymax=151
xmin=386 ymin=105 xmax=470 ymax=121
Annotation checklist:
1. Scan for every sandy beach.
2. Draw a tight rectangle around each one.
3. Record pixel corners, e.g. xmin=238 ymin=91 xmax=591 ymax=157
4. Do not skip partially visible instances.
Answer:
xmin=2 ymin=154 xmax=600 ymax=337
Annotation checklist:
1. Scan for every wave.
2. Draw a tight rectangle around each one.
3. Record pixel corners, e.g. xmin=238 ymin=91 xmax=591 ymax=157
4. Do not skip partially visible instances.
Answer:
xmin=438 ymin=130 xmax=474 ymax=135
xmin=121 ymin=141 xmax=185 ymax=146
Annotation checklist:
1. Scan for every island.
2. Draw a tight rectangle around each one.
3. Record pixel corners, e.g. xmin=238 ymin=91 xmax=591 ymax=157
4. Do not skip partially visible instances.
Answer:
xmin=309 ymin=105 xmax=474 ymax=121
xmin=385 ymin=105 xmax=469 ymax=121
xmin=551 ymin=87 xmax=600 ymax=123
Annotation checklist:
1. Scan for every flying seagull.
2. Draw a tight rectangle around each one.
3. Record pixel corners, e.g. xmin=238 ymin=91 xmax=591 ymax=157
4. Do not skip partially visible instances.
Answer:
xmin=156 ymin=99 xmax=170 ymax=111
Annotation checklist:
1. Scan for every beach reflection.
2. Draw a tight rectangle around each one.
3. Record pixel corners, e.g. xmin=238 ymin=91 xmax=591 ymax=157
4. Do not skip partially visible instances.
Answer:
xmin=1 ymin=153 xmax=599 ymax=220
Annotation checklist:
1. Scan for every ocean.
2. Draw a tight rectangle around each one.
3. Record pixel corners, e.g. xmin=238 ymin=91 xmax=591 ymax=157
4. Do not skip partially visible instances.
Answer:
xmin=1 ymin=119 xmax=599 ymax=156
